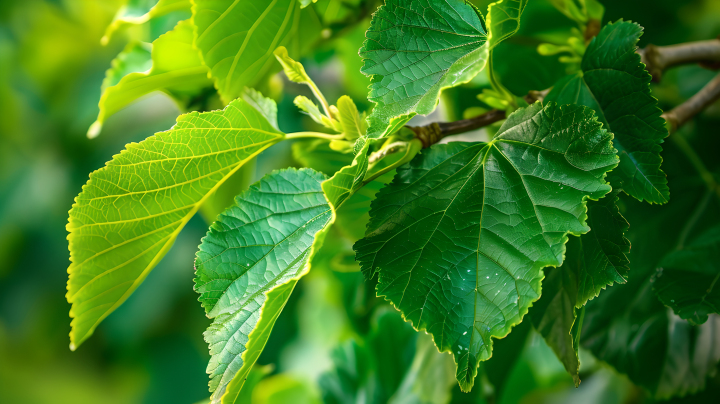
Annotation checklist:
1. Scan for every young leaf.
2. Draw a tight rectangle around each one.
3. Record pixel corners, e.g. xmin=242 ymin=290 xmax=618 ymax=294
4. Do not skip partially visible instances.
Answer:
xmin=530 ymin=195 xmax=630 ymax=386
xmin=90 ymin=19 xmax=212 ymax=138
xmin=273 ymin=45 xmax=312 ymax=84
xmin=192 ymin=0 xmax=319 ymax=103
xmin=102 ymin=0 xmax=192 ymax=45
xmin=486 ymin=0 xmax=528 ymax=49
xmin=242 ymin=87 xmax=279 ymax=130
xmin=336 ymin=95 xmax=365 ymax=140
xmin=354 ymin=102 xmax=618 ymax=391
xmin=545 ymin=21 xmax=670 ymax=204
xmin=654 ymin=225 xmax=720 ymax=325
xmin=194 ymin=168 xmax=333 ymax=402
xmin=359 ymin=0 xmax=489 ymax=138
xmin=66 ymin=98 xmax=284 ymax=349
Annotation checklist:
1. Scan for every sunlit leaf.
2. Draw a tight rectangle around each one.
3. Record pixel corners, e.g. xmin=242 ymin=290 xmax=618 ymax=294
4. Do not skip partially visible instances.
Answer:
xmin=66 ymin=99 xmax=283 ymax=348
xmin=194 ymin=168 xmax=333 ymax=403
xmin=355 ymin=102 xmax=618 ymax=391
xmin=336 ymin=95 xmax=365 ymax=140
xmin=545 ymin=21 xmax=669 ymax=204
xmin=192 ymin=0 xmax=321 ymax=103
xmin=359 ymin=0 xmax=489 ymax=138
xmin=102 ymin=0 xmax=192 ymax=45
xmin=90 ymin=19 xmax=212 ymax=138
xmin=654 ymin=225 xmax=720 ymax=325
xmin=486 ymin=0 xmax=528 ymax=49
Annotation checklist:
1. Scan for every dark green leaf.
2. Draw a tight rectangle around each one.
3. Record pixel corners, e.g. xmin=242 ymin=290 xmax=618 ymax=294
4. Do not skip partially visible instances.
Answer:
xmin=545 ymin=20 xmax=670 ymax=204
xmin=531 ymin=195 xmax=629 ymax=385
xmin=654 ymin=225 xmax=720 ymax=325
xmin=355 ymin=102 xmax=618 ymax=391
xmin=359 ymin=0 xmax=489 ymax=138
xmin=194 ymin=168 xmax=333 ymax=402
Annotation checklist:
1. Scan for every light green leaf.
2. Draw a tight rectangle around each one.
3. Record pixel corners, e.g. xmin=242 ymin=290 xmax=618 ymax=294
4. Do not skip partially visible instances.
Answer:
xmin=194 ymin=168 xmax=333 ymax=403
xmin=486 ymin=0 xmax=528 ymax=49
xmin=273 ymin=45 xmax=312 ymax=84
xmin=547 ymin=0 xmax=604 ymax=24
xmin=294 ymin=96 xmax=323 ymax=123
xmin=355 ymin=102 xmax=618 ymax=391
xmin=102 ymin=0 xmax=192 ymax=45
xmin=90 ymin=19 xmax=212 ymax=138
xmin=101 ymin=41 xmax=152 ymax=91
xmin=654 ymin=225 xmax=720 ymax=325
xmin=242 ymin=87 xmax=279 ymax=130
xmin=355 ymin=103 xmax=617 ymax=391
xmin=193 ymin=0 xmax=316 ymax=103
xmin=223 ymin=364 xmax=273 ymax=404
xmin=322 ymin=139 xmax=371 ymax=210
xmin=66 ymin=98 xmax=284 ymax=348
xmin=336 ymin=95 xmax=365 ymax=140
xmin=545 ymin=21 xmax=670 ymax=204
xmin=359 ymin=0 xmax=489 ymax=139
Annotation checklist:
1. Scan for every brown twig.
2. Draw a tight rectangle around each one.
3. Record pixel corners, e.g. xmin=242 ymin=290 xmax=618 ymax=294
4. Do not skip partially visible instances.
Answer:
xmin=408 ymin=91 xmax=549 ymax=148
xmin=662 ymin=73 xmax=720 ymax=134
xmin=639 ymin=38 xmax=720 ymax=82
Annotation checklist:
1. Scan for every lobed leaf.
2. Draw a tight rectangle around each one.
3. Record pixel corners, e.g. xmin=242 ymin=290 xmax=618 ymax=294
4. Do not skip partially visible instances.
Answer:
xmin=90 ymin=19 xmax=212 ymax=138
xmin=355 ymin=102 xmax=618 ymax=391
xmin=66 ymin=98 xmax=283 ymax=348
xmin=530 ymin=194 xmax=630 ymax=385
xmin=545 ymin=20 xmax=670 ymax=204
xmin=359 ymin=0 xmax=489 ymax=139
xmin=654 ymin=225 xmax=720 ymax=325
xmin=194 ymin=168 xmax=333 ymax=402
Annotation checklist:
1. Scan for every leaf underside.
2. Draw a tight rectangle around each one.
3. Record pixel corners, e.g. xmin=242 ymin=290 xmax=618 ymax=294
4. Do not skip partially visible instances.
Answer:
xmin=93 ymin=19 xmax=212 ymax=136
xmin=194 ymin=168 xmax=332 ymax=402
xmin=67 ymin=98 xmax=283 ymax=348
xmin=359 ymin=0 xmax=489 ymax=139
xmin=355 ymin=102 xmax=618 ymax=391
xmin=545 ymin=20 xmax=669 ymax=204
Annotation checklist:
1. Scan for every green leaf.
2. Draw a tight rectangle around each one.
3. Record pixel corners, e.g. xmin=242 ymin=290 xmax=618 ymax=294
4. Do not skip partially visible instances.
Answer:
xmin=192 ymin=0 xmax=318 ymax=103
xmin=66 ymin=98 xmax=283 ymax=348
xmin=336 ymin=95 xmax=366 ymax=140
xmin=486 ymin=0 xmax=528 ymax=49
xmin=102 ymin=0 xmax=192 ymax=45
xmin=194 ymin=168 xmax=333 ymax=403
xmin=545 ymin=21 xmax=670 ymax=204
xmin=101 ymin=41 xmax=152 ymax=91
xmin=654 ymin=225 xmax=720 ymax=325
xmin=359 ymin=0 xmax=489 ymax=139
xmin=90 ymin=19 xmax=212 ymax=138
xmin=354 ymin=102 xmax=618 ymax=391
xmin=273 ymin=45 xmax=312 ymax=84
xmin=322 ymin=139 xmax=371 ymax=210
xmin=532 ymin=194 xmax=629 ymax=385
xmin=582 ymin=172 xmax=720 ymax=399
xmin=242 ymin=87 xmax=279 ymax=130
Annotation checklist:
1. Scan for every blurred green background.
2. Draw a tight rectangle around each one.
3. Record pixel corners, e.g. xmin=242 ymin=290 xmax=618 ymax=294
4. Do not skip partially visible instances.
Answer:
xmin=1 ymin=1 xmax=719 ymax=403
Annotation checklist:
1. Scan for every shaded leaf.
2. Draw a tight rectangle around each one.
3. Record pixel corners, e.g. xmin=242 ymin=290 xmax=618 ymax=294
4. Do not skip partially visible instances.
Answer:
xmin=90 ymin=19 xmax=212 ymax=138
xmin=654 ymin=225 xmax=720 ymax=325
xmin=355 ymin=102 xmax=618 ymax=391
xmin=66 ymin=99 xmax=283 ymax=348
xmin=359 ymin=0 xmax=489 ymax=138
xmin=194 ymin=168 xmax=333 ymax=402
xmin=531 ymin=195 xmax=629 ymax=385
xmin=545 ymin=20 xmax=669 ymax=204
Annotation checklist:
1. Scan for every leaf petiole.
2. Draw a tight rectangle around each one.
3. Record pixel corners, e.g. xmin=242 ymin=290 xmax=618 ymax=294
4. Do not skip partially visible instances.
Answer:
xmin=285 ymin=131 xmax=346 ymax=141
xmin=362 ymin=139 xmax=422 ymax=186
